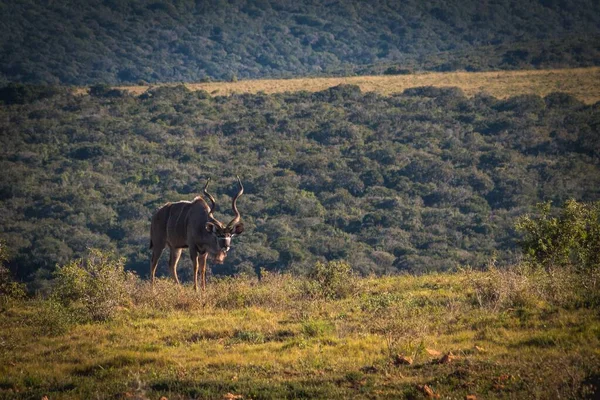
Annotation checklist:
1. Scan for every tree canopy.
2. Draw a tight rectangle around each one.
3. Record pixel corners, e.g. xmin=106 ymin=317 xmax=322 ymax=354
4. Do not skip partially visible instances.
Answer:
xmin=1 ymin=84 xmax=599 ymax=281
xmin=1 ymin=0 xmax=599 ymax=84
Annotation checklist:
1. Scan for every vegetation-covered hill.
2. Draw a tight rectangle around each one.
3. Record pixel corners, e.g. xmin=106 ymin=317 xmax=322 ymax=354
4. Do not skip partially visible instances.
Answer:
xmin=1 ymin=0 xmax=600 ymax=85
xmin=1 ymin=83 xmax=599 ymax=281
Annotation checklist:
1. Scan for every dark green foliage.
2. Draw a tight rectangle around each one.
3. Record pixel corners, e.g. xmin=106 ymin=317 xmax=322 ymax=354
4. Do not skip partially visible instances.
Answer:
xmin=89 ymin=84 xmax=126 ymax=98
xmin=516 ymin=200 xmax=600 ymax=271
xmin=1 ymin=1 xmax=599 ymax=84
xmin=0 ymin=83 xmax=66 ymax=104
xmin=0 ymin=241 xmax=25 ymax=306
xmin=0 ymin=85 xmax=599 ymax=280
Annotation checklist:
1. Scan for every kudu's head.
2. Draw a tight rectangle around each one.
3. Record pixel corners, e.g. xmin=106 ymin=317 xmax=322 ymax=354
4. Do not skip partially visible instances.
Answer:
xmin=202 ymin=177 xmax=244 ymax=263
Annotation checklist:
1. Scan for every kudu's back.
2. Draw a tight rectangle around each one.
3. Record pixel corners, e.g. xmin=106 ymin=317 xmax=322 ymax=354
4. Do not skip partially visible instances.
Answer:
xmin=149 ymin=197 xmax=211 ymax=250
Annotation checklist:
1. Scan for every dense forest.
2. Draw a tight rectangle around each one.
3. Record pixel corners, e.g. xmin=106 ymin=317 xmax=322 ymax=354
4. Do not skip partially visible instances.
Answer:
xmin=1 ymin=83 xmax=599 ymax=283
xmin=1 ymin=0 xmax=600 ymax=85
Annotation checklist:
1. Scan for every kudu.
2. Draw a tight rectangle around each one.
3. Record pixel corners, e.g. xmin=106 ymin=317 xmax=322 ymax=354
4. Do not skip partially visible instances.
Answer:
xmin=149 ymin=177 xmax=244 ymax=291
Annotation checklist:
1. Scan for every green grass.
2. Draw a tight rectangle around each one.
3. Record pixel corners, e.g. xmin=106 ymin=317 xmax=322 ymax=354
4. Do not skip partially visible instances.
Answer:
xmin=1 ymin=270 xmax=599 ymax=399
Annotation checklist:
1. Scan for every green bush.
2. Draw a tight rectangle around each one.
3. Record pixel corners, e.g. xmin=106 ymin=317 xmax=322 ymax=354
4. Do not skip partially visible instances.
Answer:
xmin=301 ymin=319 xmax=335 ymax=338
xmin=0 ymin=241 xmax=26 ymax=308
xmin=52 ymin=249 xmax=135 ymax=321
xmin=304 ymin=260 xmax=356 ymax=300
xmin=29 ymin=299 xmax=79 ymax=336
xmin=516 ymin=200 xmax=600 ymax=272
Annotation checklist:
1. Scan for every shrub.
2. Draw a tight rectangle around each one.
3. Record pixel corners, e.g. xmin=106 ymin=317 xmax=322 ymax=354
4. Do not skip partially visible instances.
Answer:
xmin=301 ymin=319 xmax=334 ymax=338
xmin=516 ymin=200 xmax=600 ymax=272
xmin=29 ymin=299 xmax=79 ymax=336
xmin=0 ymin=242 xmax=26 ymax=309
xmin=464 ymin=265 xmax=538 ymax=310
xmin=383 ymin=66 xmax=412 ymax=75
xmin=52 ymin=249 xmax=135 ymax=321
xmin=463 ymin=262 xmax=595 ymax=310
xmin=0 ymin=83 xmax=65 ymax=104
xmin=304 ymin=260 xmax=356 ymax=300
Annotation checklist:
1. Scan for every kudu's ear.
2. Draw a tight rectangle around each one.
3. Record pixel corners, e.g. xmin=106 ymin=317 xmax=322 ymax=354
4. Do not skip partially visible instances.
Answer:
xmin=232 ymin=223 xmax=244 ymax=236
xmin=205 ymin=222 xmax=217 ymax=233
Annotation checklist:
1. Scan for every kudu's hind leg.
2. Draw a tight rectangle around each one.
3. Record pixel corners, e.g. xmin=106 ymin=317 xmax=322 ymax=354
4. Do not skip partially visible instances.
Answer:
xmin=169 ymin=247 xmax=183 ymax=286
xmin=150 ymin=246 xmax=165 ymax=286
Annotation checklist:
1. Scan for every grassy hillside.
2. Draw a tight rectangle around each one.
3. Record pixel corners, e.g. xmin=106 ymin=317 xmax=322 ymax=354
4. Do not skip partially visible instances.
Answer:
xmin=1 ymin=0 xmax=599 ymax=84
xmin=1 ymin=257 xmax=599 ymax=399
xmin=112 ymin=67 xmax=600 ymax=104
xmin=1 ymin=81 xmax=600 ymax=281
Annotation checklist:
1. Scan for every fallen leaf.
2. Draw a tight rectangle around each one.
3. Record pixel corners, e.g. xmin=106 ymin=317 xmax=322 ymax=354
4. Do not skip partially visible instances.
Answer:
xmin=417 ymin=384 xmax=440 ymax=398
xmin=465 ymin=395 xmax=477 ymax=400
xmin=426 ymin=348 xmax=442 ymax=356
xmin=223 ymin=394 xmax=243 ymax=400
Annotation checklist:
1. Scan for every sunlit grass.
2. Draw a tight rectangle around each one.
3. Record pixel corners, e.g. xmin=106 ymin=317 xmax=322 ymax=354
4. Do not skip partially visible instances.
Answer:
xmin=83 ymin=67 xmax=600 ymax=104
xmin=1 ymin=270 xmax=599 ymax=399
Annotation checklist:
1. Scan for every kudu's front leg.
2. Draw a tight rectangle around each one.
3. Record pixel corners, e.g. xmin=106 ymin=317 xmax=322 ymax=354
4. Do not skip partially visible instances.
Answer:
xmin=191 ymin=249 xmax=208 ymax=292
xmin=200 ymin=252 xmax=208 ymax=292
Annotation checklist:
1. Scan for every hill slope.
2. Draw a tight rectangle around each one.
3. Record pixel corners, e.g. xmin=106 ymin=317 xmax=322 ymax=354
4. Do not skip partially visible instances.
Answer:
xmin=1 ymin=0 xmax=600 ymax=85
xmin=1 ymin=83 xmax=599 ymax=280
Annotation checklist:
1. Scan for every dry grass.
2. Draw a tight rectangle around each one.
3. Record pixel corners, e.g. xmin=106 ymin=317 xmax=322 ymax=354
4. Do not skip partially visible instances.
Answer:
xmin=88 ymin=67 xmax=600 ymax=104
xmin=1 ymin=268 xmax=599 ymax=399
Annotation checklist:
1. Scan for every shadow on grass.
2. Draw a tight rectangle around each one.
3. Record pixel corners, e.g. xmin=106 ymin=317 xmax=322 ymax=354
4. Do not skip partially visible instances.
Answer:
xmin=72 ymin=354 xmax=157 ymax=377
xmin=150 ymin=377 xmax=353 ymax=400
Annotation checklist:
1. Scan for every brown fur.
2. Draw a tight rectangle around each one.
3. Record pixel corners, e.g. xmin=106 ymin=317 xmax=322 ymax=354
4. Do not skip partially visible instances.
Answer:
xmin=150 ymin=180 xmax=244 ymax=292
xmin=150 ymin=197 xmax=223 ymax=292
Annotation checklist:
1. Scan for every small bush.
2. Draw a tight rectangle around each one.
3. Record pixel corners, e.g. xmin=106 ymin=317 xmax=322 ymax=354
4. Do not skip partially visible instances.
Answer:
xmin=0 ymin=241 xmax=26 ymax=308
xmin=383 ymin=66 xmax=412 ymax=75
xmin=301 ymin=319 xmax=334 ymax=338
xmin=52 ymin=249 xmax=135 ymax=321
xmin=465 ymin=265 xmax=536 ymax=310
xmin=29 ymin=299 xmax=80 ymax=336
xmin=304 ymin=260 xmax=356 ymax=300
xmin=463 ymin=262 xmax=596 ymax=310
xmin=516 ymin=200 xmax=600 ymax=272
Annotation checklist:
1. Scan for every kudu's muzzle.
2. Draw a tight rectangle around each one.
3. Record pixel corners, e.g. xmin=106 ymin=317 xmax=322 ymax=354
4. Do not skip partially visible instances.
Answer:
xmin=218 ymin=235 xmax=232 ymax=252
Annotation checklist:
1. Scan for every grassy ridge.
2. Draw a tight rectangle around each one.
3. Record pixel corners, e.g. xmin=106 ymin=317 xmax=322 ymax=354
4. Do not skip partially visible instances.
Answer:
xmin=1 ymin=268 xmax=599 ymax=399
xmin=104 ymin=67 xmax=600 ymax=104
